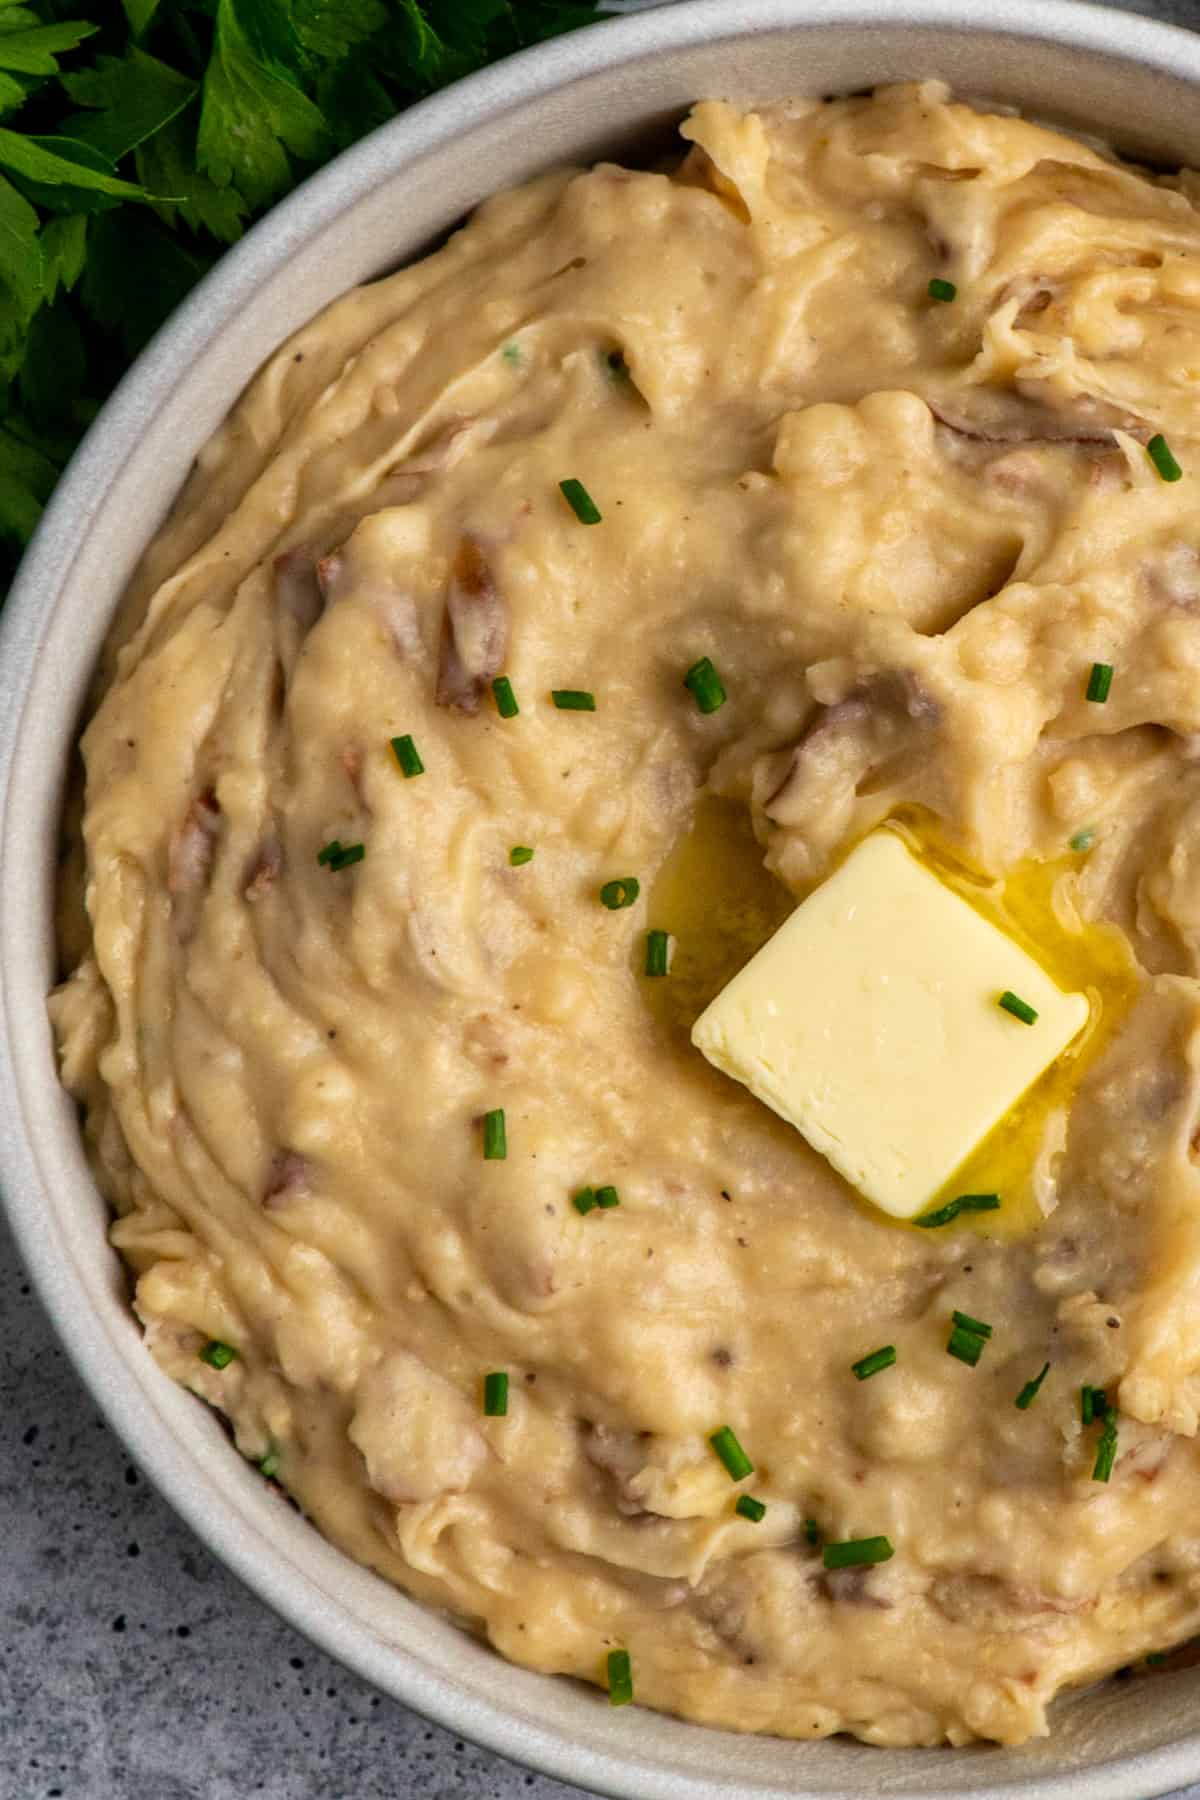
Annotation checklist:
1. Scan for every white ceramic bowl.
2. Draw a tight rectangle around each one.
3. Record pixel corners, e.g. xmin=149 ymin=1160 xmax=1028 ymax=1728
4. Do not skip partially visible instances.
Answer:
xmin=5 ymin=3 xmax=1200 ymax=1795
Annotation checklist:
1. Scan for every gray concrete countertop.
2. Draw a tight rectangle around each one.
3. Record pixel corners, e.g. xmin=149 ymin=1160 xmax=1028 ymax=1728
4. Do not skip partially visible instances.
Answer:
xmin=8 ymin=2 xmax=1200 ymax=1795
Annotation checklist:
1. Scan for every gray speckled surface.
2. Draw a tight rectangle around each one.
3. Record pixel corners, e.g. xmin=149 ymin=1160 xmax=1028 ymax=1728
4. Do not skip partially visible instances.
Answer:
xmin=9 ymin=3 xmax=1200 ymax=1797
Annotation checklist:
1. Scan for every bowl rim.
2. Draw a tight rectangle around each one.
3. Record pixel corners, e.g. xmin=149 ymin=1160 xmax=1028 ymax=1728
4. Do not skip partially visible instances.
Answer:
xmin=6 ymin=3 xmax=1200 ymax=1797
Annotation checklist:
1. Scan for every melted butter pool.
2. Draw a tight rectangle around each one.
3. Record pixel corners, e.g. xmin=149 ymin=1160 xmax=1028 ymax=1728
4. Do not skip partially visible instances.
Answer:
xmin=644 ymin=796 xmax=794 ymax=1036
xmin=647 ymin=800 xmax=1140 ymax=1238
xmin=891 ymin=814 xmax=1140 ymax=1238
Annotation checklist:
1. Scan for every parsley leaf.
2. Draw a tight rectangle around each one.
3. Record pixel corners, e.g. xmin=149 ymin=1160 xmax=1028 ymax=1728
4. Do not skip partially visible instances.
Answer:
xmin=137 ymin=105 xmax=244 ymax=242
xmin=0 ymin=20 xmax=97 ymax=77
xmin=62 ymin=48 xmax=196 ymax=163
xmin=197 ymin=0 xmax=327 ymax=212
xmin=40 ymin=210 xmax=86 ymax=297
xmin=0 ymin=416 xmax=59 ymax=542
xmin=0 ymin=130 xmax=149 ymax=202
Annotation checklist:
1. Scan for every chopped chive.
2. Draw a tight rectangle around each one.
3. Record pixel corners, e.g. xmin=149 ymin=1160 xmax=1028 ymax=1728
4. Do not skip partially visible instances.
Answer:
xmin=573 ymin=1186 xmax=597 ymax=1215
xmin=606 ymin=1648 xmax=633 ymax=1707
xmin=998 ymin=990 xmax=1038 ymax=1026
xmin=318 ymin=839 xmax=365 ymax=872
xmin=594 ymin=1184 xmax=620 ymax=1209
xmin=559 ymin=477 xmax=602 ymax=524
xmin=683 ymin=656 xmax=727 ymax=715
xmin=1092 ymin=1408 xmax=1118 ymax=1482
xmin=501 ymin=341 xmax=522 ymax=367
xmin=492 ymin=676 xmax=520 ymax=719
xmin=328 ymin=842 xmax=364 ymax=870
xmin=952 ymin=1310 xmax=993 ymax=1339
xmin=928 ymin=277 xmax=957 ymax=302
xmin=1069 ymin=828 xmax=1095 ymax=853
xmin=1146 ymin=1652 xmax=1168 ymax=1667
xmin=735 ymin=1494 xmax=767 ymax=1523
xmin=644 ymin=929 xmax=671 ymax=977
xmin=198 ymin=1340 xmax=237 ymax=1370
xmin=913 ymin=1192 xmax=1001 ymax=1229
xmin=1081 ymin=1384 xmax=1108 ymax=1426
xmin=852 ymin=1345 xmax=897 ymax=1381
xmin=823 ymin=1536 xmax=894 ymax=1569
xmin=600 ymin=877 xmax=640 ymax=910
xmin=551 ymin=689 xmax=596 ymax=711
xmin=510 ymin=845 xmax=534 ymax=866
xmin=947 ymin=1326 xmax=986 ymax=1366
xmin=709 ymin=1425 xmax=754 ymax=1482
xmin=804 ymin=1517 xmax=820 ymax=1546
xmin=947 ymin=1311 xmax=992 ymax=1367
xmin=483 ymin=1371 xmax=509 ymax=1416
xmin=391 ymin=734 xmax=424 ymax=778
xmin=603 ymin=348 xmax=629 ymax=382
xmin=482 ymin=1108 xmax=507 ymax=1160
xmin=1015 ymin=1362 xmax=1051 ymax=1410
xmin=1147 ymin=434 xmax=1182 ymax=482
xmin=1085 ymin=662 xmax=1114 ymax=705
xmin=258 ymin=1449 xmax=280 ymax=1479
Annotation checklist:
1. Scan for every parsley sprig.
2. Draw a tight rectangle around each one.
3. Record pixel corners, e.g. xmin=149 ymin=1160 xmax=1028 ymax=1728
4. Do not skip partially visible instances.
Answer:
xmin=0 ymin=0 xmax=602 ymax=588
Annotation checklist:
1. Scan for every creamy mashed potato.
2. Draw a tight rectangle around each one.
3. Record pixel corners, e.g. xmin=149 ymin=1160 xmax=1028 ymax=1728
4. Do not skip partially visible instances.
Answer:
xmin=51 ymin=83 xmax=1200 ymax=1747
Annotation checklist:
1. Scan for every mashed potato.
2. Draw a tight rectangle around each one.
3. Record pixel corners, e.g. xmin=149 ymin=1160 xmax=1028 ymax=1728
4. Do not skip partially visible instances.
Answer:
xmin=51 ymin=83 xmax=1200 ymax=1745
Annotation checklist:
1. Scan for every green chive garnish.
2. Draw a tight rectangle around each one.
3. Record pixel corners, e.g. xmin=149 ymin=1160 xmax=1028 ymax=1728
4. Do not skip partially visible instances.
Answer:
xmin=1069 ymin=828 xmax=1095 ymax=852
xmin=1085 ymin=662 xmax=1113 ymax=705
xmin=952 ymin=1310 xmax=993 ymax=1339
xmin=823 ymin=1536 xmax=894 ymax=1569
xmin=483 ymin=1371 xmax=509 ymax=1416
xmin=391 ymin=734 xmax=424 ymax=778
xmin=735 ymin=1495 xmax=766 ymax=1523
xmin=510 ymin=845 xmax=534 ymax=866
xmin=573 ymin=1186 xmax=597 ymax=1215
xmin=644 ymin=929 xmax=671 ymax=977
xmin=947 ymin=1327 xmax=985 ymax=1365
xmin=501 ymin=341 xmax=522 ymax=367
xmin=1092 ymin=1408 xmax=1118 ymax=1482
xmin=600 ymin=877 xmax=640 ymax=910
xmin=258 ymin=1448 xmax=280 ymax=1479
xmin=851 ymin=1345 xmax=896 ymax=1381
xmin=482 ymin=1109 xmax=507 ymax=1160
xmin=559 ymin=478 xmax=602 ymax=524
xmin=606 ymin=1648 xmax=633 ymax=1706
xmin=319 ymin=840 xmax=365 ymax=871
xmin=683 ymin=657 xmax=727 ymax=715
xmin=1147 ymin=434 xmax=1182 ymax=482
xmin=492 ymin=676 xmax=520 ymax=718
xmin=1146 ymin=1652 xmax=1168 ymax=1667
xmin=595 ymin=1184 xmax=620 ymax=1209
xmin=1015 ymin=1362 xmax=1051 ymax=1410
xmin=551 ymin=689 xmax=596 ymax=711
xmin=947 ymin=1311 xmax=992 ymax=1367
xmin=1081 ymin=1384 xmax=1108 ymax=1426
xmin=804 ymin=1517 xmax=820 ymax=1546
xmin=198 ymin=1340 xmax=236 ymax=1370
xmin=603 ymin=348 xmax=629 ymax=382
xmin=998 ymin=990 xmax=1038 ymax=1025
xmin=709 ymin=1425 xmax=754 ymax=1482
xmin=928 ymin=277 xmax=957 ymax=302
xmin=913 ymin=1193 xmax=1001 ymax=1229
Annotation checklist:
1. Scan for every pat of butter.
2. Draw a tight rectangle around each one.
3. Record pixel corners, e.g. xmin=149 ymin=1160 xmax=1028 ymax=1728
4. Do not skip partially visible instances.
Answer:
xmin=691 ymin=831 xmax=1089 ymax=1219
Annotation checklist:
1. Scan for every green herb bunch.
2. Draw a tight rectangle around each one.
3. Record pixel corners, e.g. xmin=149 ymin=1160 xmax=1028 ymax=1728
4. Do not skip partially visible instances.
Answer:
xmin=0 ymin=0 xmax=601 ymax=587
